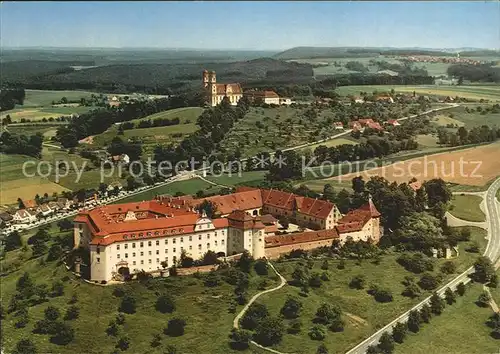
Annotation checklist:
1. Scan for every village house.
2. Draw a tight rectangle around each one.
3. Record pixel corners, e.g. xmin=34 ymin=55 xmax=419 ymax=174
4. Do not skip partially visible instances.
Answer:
xmin=57 ymin=197 xmax=73 ymax=211
xmin=333 ymin=122 xmax=344 ymax=130
xmin=386 ymin=119 xmax=401 ymax=127
xmin=244 ymin=90 xmax=281 ymax=105
xmin=36 ymin=203 xmax=53 ymax=217
xmin=0 ymin=212 xmax=14 ymax=227
xmin=22 ymin=199 xmax=38 ymax=211
xmin=110 ymin=154 xmax=130 ymax=166
xmin=279 ymin=97 xmax=292 ymax=105
xmin=203 ymin=70 xmax=243 ymax=107
xmin=74 ymin=187 xmax=381 ymax=282
xmin=13 ymin=209 xmax=37 ymax=224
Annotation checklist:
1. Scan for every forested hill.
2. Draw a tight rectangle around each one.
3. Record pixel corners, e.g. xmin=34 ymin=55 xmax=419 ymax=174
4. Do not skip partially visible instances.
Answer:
xmin=274 ymin=46 xmax=499 ymax=60
xmin=1 ymin=58 xmax=314 ymax=94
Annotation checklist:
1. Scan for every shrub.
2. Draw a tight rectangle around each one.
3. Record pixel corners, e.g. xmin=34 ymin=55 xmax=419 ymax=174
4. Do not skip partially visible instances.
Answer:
xmin=50 ymin=322 xmax=74 ymax=345
xmin=477 ymin=291 xmax=491 ymax=308
xmin=440 ymin=261 xmax=456 ymax=274
xmin=106 ymin=321 xmax=119 ymax=336
xmin=240 ymin=302 xmax=269 ymax=330
xmin=115 ymin=336 xmax=130 ymax=351
xmin=44 ymin=306 xmax=60 ymax=321
xmin=116 ymin=313 xmax=126 ymax=325
xmin=164 ymin=318 xmax=186 ymax=337
xmin=119 ymin=295 xmax=136 ymax=314
xmin=309 ymin=272 xmax=322 ymax=288
xmin=204 ymin=271 xmax=221 ymax=287
xmin=418 ymin=273 xmax=439 ymax=290
xmin=156 ymin=294 xmax=175 ymax=313
xmin=13 ymin=339 xmax=37 ymax=354
xmin=349 ymin=275 xmax=365 ymax=289
xmin=456 ymin=282 xmax=466 ymax=296
xmin=254 ymin=259 xmax=269 ymax=275
xmin=392 ymin=322 xmax=407 ymax=343
xmin=64 ymin=305 xmax=79 ymax=320
xmin=397 ymin=253 xmax=434 ymax=273
xmin=229 ymin=328 xmax=252 ymax=350
xmin=402 ymin=283 xmax=421 ymax=298
xmin=287 ymin=319 xmax=302 ymax=334
xmin=280 ymin=296 xmax=302 ymax=319
xmin=309 ymin=325 xmax=326 ymax=340
xmin=254 ymin=316 xmax=285 ymax=346
xmin=113 ymin=287 xmax=126 ymax=298
xmin=419 ymin=303 xmax=432 ymax=323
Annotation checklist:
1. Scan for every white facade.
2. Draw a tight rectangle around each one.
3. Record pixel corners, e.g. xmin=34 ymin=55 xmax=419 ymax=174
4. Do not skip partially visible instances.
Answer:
xmin=13 ymin=210 xmax=37 ymax=224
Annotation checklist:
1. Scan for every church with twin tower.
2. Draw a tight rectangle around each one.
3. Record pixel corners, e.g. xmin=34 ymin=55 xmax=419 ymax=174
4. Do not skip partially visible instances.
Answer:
xmin=203 ymin=70 xmax=243 ymax=107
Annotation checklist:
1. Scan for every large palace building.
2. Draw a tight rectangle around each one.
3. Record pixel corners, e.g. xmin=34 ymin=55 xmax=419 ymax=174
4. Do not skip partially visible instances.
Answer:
xmin=74 ymin=187 xmax=381 ymax=282
xmin=203 ymin=70 xmax=243 ymax=107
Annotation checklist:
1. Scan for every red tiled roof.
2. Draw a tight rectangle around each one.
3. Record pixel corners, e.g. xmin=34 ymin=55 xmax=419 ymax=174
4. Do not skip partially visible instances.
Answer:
xmin=245 ymin=90 xmax=279 ymax=99
xmin=359 ymin=118 xmax=375 ymax=125
xmin=227 ymin=210 xmax=266 ymax=230
xmin=296 ymin=197 xmax=335 ymax=219
xmin=261 ymin=189 xmax=296 ymax=211
xmin=409 ymin=181 xmax=422 ymax=192
xmin=23 ymin=199 xmax=37 ymax=209
xmin=335 ymin=199 xmax=380 ymax=233
xmin=265 ymin=229 xmax=339 ymax=248
xmin=359 ymin=199 xmax=381 ymax=218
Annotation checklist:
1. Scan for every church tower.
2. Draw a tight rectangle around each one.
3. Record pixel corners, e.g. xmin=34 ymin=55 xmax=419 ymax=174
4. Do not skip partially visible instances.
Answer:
xmin=203 ymin=70 xmax=209 ymax=88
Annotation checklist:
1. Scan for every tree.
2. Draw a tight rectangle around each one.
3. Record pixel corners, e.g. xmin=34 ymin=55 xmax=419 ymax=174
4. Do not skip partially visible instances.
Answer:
xmin=407 ymin=310 xmax=421 ymax=332
xmin=51 ymin=281 xmax=64 ymax=297
xmin=13 ymin=339 xmax=37 ymax=354
xmin=195 ymin=200 xmax=218 ymax=219
xmin=490 ymin=274 xmax=499 ymax=289
xmin=367 ymin=345 xmax=382 ymax=354
xmin=321 ymin=259 xmax=329 ymax=270
xmin=150 ymin=333 xmax=162 ymax=348
xmin=164 ymin=318 xmax=186 ymax=337
xmin=430 ymin=292 xmax=445 ymax=315
xmin=309 ymin=272 xmax=322 ymax=288
xmin=230 ymin=328 xmax=252 ymax=350
xmin=314 ymin=303 xmax=342 ymax=327
xmin=156 ymin=294 xmax=175 ymax=313
xmin=456 ymin=282 xmax=466 ymax=296
xmin=64 ymin=305 xmax=80 ymax=320
xmin=5 ymin=231 xmax=22 ymax=251
xmin=317 ymin=343 xmax=329 ymax=354
xmin=473 ymin=256 xmax=495 ymax=283
xmin=392 ymin=322 xmax=407 ymax=343
xmin=204 ymin=270 xmax=221 ymax=287
xmin=287 ymin=319 xmax=302 ymax=334
xmin=44 ymin=306 xmax=60 ymax=321
xmin=280 ymin=296 xmax=303 ymax=319
xmin=291 ymin=265 xmax=309 ymax=287
xmin=240 ymin=302 xmax=269 ymax=330
xmin=377 ymin=331 xmax=394 ymax=354
xmin=423 ymin=178 xmax=452 ymax=207
xmin=106 ymin=321 xmax=119 ymax=336
xmin=440 ymin=261 xmax=456 ymax=274
xmin=254 ymin=259 xmax=269 ymax=276
xmin=419 ymin=303 xmax=432 ymax=323
xmin=119 ymin=295 xmax=136 ymax=314
xmin=32 ymin=239 xmax=48 ymax=257
xmin=254 ymin=316 xmax=285 ymax=346
xmin=477 ymin=291 xmax=491 ymax=308
xmin=50 ymin=322 xmax=74 ymax=345
xmin=402 ymin=283 xmax=421 ymax=298
xmin=116 ymin=313 xmax=126 ymax=325
xmin=47 ymin=244 xmax=63 ymax=261
xmin=236 ymin=250 xmax=254 ymax=273
xmin=278 ymin=215 xmax=290 ymax=229
xmin=374 ymin=289 xmax=394 ymax=303
xmin=309 ymin=325 xmax=326 ymax=340
xmin=418 ymin=273 xmax=439 ymax=290
xmin=349 ymin=275 xmax=366 ymax=289
xmin=444 ymin=287 xmax=456 ymax=305
xmin=116 ymin=336 xmax=130 ymax=351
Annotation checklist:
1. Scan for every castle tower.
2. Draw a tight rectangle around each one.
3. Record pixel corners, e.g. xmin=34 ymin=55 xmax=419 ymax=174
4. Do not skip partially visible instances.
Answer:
xmin=209 ymin=71 xmax=216 ymax=84
xmin=203 ymin=70 xmax=209 ymax=88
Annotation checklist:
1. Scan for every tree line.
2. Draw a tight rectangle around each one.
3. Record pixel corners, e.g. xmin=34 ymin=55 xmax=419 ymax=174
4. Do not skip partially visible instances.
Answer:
xmin=447 ymin=64 xmax=500 ymax=83
xmin=0 ymin=88 xmax=26 ymax=111
xmin=0 ymin=132 xmax=43 ymax=157
xmin=120 ymin=116 xmax=183 ymax=131
xmin=437 ymin=125 xmax=500 ymax=147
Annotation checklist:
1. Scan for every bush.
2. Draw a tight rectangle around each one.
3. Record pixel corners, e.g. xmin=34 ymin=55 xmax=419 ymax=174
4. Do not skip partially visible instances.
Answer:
xmin=456 ymin=282 xmax=466 ymax=296
xmin=116 ymin=313 xmax=126 ymax=325
xmin=204 ymin=271 xmax=221 ymax=287
xmin=119 ymin=295 xmax=136 ymax=314
xmin=280 ymin=296 xmax=302 ymax=319
xmin=418 ymin=273 xmax=439 ymax=290
xmin=64 ymin=305 xmax=79 ymax=320
xmin=309 ymin=325 xmax=326 ymax=340
xmin=164 ymin=318 xmax=186 ymax=337
xmin=392 ymin=322 xmax=407 ymax=343
xmin=349 ymin=275 xmax=365 ymax=289
xmin=254 ymin=259 xmax=269 ymax=275
xmin=115 ymin=336 xmax=130 ymax=351
xmin=13 ymin=339 xmax=37 ymax=354
xmin=287 ymin=319 xmax=302 ymax=334
xmin=240 ymin=302 xmax=269 ymax=330
xmin=155 ymin=294 xmax=175 ymax=313
xmin=309 ymin=272 xmax=322 ymax=288
xmin=254 ymin=316 xmax=285 ymax=346
xmin=113 ymin=287 xmax=126 ymax=298
xmin=337 ymin=260 xmax=345 ymax=269
xmin=51 ymin=281 xmax=64 ymax=297
xmin=230 ymin=328 xmax=252 ymax=350
xmin=397 ymin=253 xmax=434 ymax=273
xmin=440 ymin=261 xmax=456 ymax=274
xmin=477 ymin=291 xmax=491 ymax=307
xmin=402 ymin=283 xmax=421 ymax=298
xmin=50 ymin=322 xmax=74 ymax=345
xmin=106 ymin=321 xmax=119 ymax=336
xmin=44 ymin=306 xmax=60 ymax=321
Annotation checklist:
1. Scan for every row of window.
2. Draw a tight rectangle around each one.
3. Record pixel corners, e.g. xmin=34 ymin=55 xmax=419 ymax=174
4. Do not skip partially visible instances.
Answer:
xmin=115 ymin=241 xmax=225 ymax=259
xmin=116 ymin=233 xmax=223 ymax=250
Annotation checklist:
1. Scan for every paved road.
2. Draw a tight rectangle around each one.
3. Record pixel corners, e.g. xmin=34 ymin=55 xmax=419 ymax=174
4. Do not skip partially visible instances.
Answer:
xmin=346 ymin=177 xmax=500 ymax=354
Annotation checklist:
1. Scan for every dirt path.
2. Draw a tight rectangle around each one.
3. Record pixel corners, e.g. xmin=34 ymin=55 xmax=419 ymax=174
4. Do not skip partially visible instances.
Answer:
xmin=233 ymin=262 xmax=293 ymax=354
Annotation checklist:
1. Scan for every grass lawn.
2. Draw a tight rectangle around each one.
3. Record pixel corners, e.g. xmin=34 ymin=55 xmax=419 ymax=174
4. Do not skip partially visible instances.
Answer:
xmin=449 ymin=195 xmax=486 ymax=222
xmin=415 ymin=134 xmax=439 ymax=148
xmin=394 ymin=284 xmax=499 ymax=354
xmin=115 ymin=179 xmax=219 ymax=203
xmin=431 ymin=114 xmax=465 ymax=127
xmin=202 ymin=170 xmax=268 ymax=187
xmin=440 ymin=104 xmax=500 ymax=128
xmin=1 ymin=106 xmax=96 ymax=122
xmin=300 ymin=137 xmax=358 ymax=152
xmin=0 ymin=250 xmax=280 ymax=354
xmin=130 ymin=107 xmax=204 ymax=124
xmin=7 ymin=125 xmax=64 ymax=139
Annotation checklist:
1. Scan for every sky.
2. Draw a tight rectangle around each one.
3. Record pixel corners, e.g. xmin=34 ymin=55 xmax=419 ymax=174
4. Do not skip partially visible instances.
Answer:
xmin=1 ymin=1 xmax=499 ymax=50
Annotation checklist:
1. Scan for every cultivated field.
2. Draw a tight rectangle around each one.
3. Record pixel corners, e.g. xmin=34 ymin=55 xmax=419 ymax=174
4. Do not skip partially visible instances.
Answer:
xmin=21 ymin=89 xmax=96 ymax=107
xmin=331 ymin=142 xmax=500 ymax=187
xmin=335 ymin=85 xmax=500 ymax=102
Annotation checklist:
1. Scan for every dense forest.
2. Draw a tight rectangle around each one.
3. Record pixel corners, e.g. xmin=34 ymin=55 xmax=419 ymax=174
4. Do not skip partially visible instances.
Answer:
xmin=447 ymin=64 xmax=500 ymax=83
xmin=0 ymin=132 xmax=43 ymax=157
xmin=437 ymin=125 xmax=500 ymax=146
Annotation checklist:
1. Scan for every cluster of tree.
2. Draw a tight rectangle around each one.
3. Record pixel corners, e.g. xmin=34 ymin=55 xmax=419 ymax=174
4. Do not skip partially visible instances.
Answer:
xmin=154 ymin=97 xmax=250 ymax=172
xmin=367 ymin=283 xmax=468 ymax=354
xmin=437 ymin=125 xmax=500 ymax=147
xmin=345 ymin=61 xmax=369 ymax=73
xmin=0 ymin=88 xmax=25 ymax=111
xmin=316 ymin=73 xmax=434 ymax=86
xmin=447 ymin=64 xmax=500 ymax=83
xmin=55 ymin=92 xmax=204 ymax=148
xmin=371 ymin=59 xmax=429 ymax=77
xmin=106 ymin=136 xmax=142 ymax=162
xmin=120 ymin=116 xmax=182 ymax=131
xmin=0 ymin=131 xmax=43 ymax=157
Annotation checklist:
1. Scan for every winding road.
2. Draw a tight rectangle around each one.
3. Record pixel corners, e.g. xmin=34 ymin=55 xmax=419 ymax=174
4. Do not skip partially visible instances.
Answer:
xmin=346 ymin=177 xmax=500 ymax=354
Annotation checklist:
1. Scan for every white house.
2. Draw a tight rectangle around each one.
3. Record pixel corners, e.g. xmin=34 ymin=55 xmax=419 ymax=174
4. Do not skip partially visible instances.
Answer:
xmin=36 ymin=204 xmax=53 ymax=217
xmin=13 ymin=209 xmax=37 ymax=224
